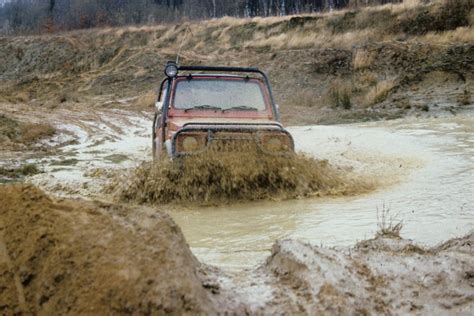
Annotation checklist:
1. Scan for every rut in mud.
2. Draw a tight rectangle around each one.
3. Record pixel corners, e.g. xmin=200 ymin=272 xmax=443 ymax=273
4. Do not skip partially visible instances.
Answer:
xmin=110 ymin=150 xmax=375 ymax=204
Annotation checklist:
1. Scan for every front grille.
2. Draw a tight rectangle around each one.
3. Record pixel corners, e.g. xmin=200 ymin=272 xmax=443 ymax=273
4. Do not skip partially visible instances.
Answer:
xmin=208 ymin=133 xmax=259 ymax=153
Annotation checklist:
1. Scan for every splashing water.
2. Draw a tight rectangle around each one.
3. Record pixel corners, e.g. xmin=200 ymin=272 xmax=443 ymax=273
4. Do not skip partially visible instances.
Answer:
xmin=110 ymin=150 xmax=374 ymax=205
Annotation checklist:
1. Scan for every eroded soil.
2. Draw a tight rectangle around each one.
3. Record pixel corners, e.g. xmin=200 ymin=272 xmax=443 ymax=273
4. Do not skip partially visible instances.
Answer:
xmin=0 ymin=184 xmax=217 ymax=315
xmin=1 ymin=184 xmax=472 ymax=314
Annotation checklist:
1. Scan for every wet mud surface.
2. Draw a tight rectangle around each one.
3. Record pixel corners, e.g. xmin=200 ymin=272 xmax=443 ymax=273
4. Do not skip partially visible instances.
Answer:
xmin=0 ymin=185 xmax=217 ymax=315
xmin=1 ymin=104 xmax=472 ymax=267
xmin=1 ymin=184 xmax=472 ymax=314
xmin=0 ymin=104 xmax=473 ymax=314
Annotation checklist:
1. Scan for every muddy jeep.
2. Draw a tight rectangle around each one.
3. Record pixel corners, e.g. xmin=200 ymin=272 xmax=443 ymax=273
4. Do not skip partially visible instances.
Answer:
xmin=152 ymin=62 xmax=294 ymax=158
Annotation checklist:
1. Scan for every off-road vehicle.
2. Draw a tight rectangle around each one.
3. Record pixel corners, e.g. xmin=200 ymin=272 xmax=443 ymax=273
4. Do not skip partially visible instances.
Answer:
xmin=153 ymin=62 xmax=294 ymax=158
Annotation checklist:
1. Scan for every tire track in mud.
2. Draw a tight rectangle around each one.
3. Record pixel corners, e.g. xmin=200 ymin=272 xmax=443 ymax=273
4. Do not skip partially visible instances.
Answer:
xmin=25 ymin=108 xmax=153 ymax=198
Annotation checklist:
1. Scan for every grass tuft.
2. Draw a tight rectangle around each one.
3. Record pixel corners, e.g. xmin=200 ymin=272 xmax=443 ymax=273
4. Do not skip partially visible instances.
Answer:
xmin=376 ymin=205 xmax=403 ymax=239
xmin=327 ymin=81 xmax=352 ymax=109
xmin=365 ymin=78 xmax=397 ymax=106
xmin=353 ymin=49 xmax=375 ymax=70
xmin=20 ymin=123 xmax=56 ymax=144
xmin=132 ymin=90 xmax=156 ymax=109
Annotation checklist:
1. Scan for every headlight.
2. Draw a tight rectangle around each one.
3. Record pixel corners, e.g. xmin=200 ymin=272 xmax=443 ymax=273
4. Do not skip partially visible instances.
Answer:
xmin=165 ymin=62 xmax=178 ymax=78
xmin=266 ymin=137 xmax=283 ymax=151
xmin=176 ymin=132 xmax=207 ymax=153
xmin=260 ymin=133 xmax=292 ymax=152
xmin=182 ymin=136 xmax=199 ymax=151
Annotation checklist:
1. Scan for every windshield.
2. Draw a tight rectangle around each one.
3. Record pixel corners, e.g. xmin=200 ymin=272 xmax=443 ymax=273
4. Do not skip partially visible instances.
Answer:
xmin=173 ymin=78 xmax=268 ymax=111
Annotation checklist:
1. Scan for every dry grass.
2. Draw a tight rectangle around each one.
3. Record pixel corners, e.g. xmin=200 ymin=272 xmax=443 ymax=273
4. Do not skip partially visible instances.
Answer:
xmin=289 ymin=88 xmax=323 ymax=108
xmin=417 ymin=26 xmax=474 ymax=44
xmin=245 ymin=28 xmax=381 ymax=50
xmin=20 ymin=123 xmax=56 ymax=144
xmin=356 ymin=72 xmax=378 ymax=90
xmin=365 ymin=78 xmax=397 ymax=106
xmin=0 ymin=163 xmax=40 ymax=179
xmin=0 ymin=114 xmax=55 ymax=145
xmin=132 ymin=90 xmax=156 ymax=109
xmin=69 ymin=0 xmax=471 ymax=56
xmin=457 ymin=88 xmax=471 ymax=106
xmin=327 ymin=80 xmax=353 ymax=109
xmin=353 ymin=49 xmax=375 ymax=70
xmin=376 ymin=205 xmax=403 ymax=239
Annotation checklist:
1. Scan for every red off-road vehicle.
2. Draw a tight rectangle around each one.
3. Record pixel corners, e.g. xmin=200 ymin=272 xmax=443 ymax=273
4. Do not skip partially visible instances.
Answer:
xmin=152 ymin=62 xmax=294 ymax=158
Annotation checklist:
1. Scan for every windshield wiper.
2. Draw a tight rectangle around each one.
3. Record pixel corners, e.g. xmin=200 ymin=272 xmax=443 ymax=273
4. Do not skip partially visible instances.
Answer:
xmin=184 ymin=104 xmax=222 ymax=112
xmin=223 ymin=105 xmax=259 ymax=112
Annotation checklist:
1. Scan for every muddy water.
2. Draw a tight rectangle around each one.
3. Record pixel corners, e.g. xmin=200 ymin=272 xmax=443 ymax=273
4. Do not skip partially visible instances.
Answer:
xmin=28 ymin=110 xmax=474 ymax=269
xmin=167 ymin=115 xmax=474 ymax=268
xmin=29 ymin=109 xmax=152 ymax=196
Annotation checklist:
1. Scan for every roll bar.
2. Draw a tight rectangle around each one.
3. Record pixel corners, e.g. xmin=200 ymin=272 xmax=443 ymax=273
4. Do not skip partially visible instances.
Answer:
xmin=178 ymin=65 xmax=260 ymax=73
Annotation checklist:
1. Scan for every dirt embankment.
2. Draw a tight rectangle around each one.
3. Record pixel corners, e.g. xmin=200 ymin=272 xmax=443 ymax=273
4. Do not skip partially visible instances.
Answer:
xmin=1 ymin=184 xmax=473 ymax=314
xmin=0 ymin=0 xmax=472 ymax=124
xmin=253 ymin=233 xmax=474 ymax=314
xmin=0 ymin=185 xmax=218 ymax=315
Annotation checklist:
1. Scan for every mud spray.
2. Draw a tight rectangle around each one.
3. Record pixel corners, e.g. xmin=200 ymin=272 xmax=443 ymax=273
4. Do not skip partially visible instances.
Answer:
xmin=109 ymin=149 xmax=375 ymax=204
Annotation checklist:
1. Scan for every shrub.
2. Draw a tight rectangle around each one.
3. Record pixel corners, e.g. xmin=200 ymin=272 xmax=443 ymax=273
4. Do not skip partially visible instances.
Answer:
xmin=20 ymin=123 xmax=56 ymax=144
xmin=365 ymin=78 xmax=397 ymax=106
xmin=353 ymin=49 xmax=375 ymax=70
xmin=327 ymin=81 xmax=352 ymax=109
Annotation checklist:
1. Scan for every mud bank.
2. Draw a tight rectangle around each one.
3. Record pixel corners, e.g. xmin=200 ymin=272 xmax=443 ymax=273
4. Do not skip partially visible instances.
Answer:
xmin=1 ymin=184 xmax=472 ymax=314
xmin=253 ymin=236 xmax=474 ymax=314
xmin=0 ymin=185 xmax=217 ymax=314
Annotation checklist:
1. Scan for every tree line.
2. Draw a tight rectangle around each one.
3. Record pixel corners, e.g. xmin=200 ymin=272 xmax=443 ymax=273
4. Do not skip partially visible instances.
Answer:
xmin=0 ymin=0 xmax=402 ymax=35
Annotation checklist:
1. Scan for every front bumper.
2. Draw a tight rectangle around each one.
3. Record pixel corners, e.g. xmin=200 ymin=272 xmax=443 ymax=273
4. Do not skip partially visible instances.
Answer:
xmin=170 ymin=122 xmax=294 ymax=157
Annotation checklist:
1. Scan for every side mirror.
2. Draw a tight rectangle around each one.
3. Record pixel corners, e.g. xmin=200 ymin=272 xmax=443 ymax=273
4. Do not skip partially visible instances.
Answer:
xmin=155 ymin=101 xmax=163 ymax=113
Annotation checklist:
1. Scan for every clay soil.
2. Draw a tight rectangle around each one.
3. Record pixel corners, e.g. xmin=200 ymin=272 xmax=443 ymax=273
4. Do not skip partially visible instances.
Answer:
xmin=0 ymin=184 xmax=217 ymax=315
xmin=1 ymin=184 xmax=473 ymax=314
